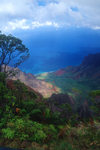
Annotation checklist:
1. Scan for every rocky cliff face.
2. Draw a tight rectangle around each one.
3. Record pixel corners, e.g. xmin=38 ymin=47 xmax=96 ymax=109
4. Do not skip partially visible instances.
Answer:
xmin=55 ymin=53 xmax=100 ymax=79
xmin=36 ymin=53 xmax=100 ymax=100
xmin=73 ymin=53 xmax=100 ymax=79
xmin=5 ymin=66 xmax=60 ymax=98
xmin=2 ymin=53 xmax=100 ymax=98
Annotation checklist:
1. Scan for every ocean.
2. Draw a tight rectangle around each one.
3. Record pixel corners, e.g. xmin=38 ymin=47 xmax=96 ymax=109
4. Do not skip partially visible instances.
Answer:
xmin=12 ymin=27 xmax=100 ymax=74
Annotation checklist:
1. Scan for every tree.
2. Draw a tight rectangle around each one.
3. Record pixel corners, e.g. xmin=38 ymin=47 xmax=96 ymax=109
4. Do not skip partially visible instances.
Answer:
xmin=0 ymin=32 xmax=29 ymax=72
xmin=89 ymin=90 xmax=100 ymax=121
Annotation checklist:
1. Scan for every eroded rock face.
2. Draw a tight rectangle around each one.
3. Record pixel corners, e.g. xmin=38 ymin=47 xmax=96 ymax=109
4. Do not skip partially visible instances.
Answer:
xmin=54 ymin=53 xmax=100 ymax=79
xmin=6 ymin=79 xmax=43 ymax=101
xmin=46 ymin=93 xmax=75 ymax=120
xmin=76 ymin=53 xmax=100 ymax=78
xmin=4 ymin=66 xmax=60 ymax=98
xmin=77 ymin=100 xmax=92 ymax=120
xmin=2 ymin=53 xmax=100 ymax=97
xmin=48 ymin=93 xmax=75 ymax=105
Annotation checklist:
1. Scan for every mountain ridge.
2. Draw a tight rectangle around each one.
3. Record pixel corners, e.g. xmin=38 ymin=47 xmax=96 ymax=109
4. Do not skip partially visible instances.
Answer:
xmin=36 ymin=53 xmax=100 ymax=98
xmin=2 ymin=53 xmax=100 ymax=98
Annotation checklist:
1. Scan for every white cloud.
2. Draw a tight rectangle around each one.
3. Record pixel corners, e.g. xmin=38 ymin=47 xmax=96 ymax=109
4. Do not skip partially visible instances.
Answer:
xmin=3 ymin=20 xmax=59 ymax=31
xmin=4 ymin=19 xmax=30 ymax=31
xmin=92 ymin=26 xmax=100 ymax=30
xmin=32 ymin=21 xmax=59 ymax=28
xmin=0 ymin=0 xmax=100 ymax=32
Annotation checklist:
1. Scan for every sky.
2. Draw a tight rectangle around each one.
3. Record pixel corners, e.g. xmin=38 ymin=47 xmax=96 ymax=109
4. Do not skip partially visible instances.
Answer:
xmin=0 ymin=0 xmax=100 ymax=31
xmin=0 ymin=0 xmax=100 ymax=74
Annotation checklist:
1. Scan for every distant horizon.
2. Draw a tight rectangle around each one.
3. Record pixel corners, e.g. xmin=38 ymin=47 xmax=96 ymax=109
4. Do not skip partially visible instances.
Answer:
xmin=15 ymin=27 xmax=100 ymax=74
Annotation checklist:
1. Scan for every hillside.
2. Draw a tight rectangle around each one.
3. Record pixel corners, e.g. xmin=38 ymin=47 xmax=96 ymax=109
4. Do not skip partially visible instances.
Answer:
xmin=4 ymin=66 xmax=60 ymax=98
xmin=0 ymin=53 xmax=100 ymax=150
xmin=3 ymin=53 xmax=100 ymax=100
xmin=37 ymin=53 xmax=100 ymax=100
xmin=0 ymin=72 xmax=100 ymax=150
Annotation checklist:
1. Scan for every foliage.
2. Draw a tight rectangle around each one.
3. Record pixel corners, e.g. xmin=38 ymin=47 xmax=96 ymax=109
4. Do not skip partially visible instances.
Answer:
xmin=2 ymin=128 xmax=15 ymax=139
xmin=54 ymin=141 xmax=77 ymax=150
xmin=33 ymin=130 xmax=46 ymax=143
xmin=0 ymin=33 xmax=29 ymax=73
xmin=89 ymin=90 xmax=100 ymax=97
xmin=0 ymin=72 xmax=100 ymax=150
xmin=89 ymin=90 xmax=100 ymax=120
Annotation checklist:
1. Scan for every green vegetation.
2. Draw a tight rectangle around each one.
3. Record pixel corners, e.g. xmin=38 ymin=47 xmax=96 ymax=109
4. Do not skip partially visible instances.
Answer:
xmin=89 ymin=90 xmax=100 ymax=121
xmin=0 ymin=34 xmax=100 ymax=149
xmin=0 ymin=72 xmax=100 ymax=150
xmin=36 ymin=71 xmax=100 ymax=104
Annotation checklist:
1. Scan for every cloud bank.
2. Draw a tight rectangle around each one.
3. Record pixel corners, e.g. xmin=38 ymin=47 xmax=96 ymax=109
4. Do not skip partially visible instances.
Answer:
xmin=0 ymin=0 xmax=100 ymax=32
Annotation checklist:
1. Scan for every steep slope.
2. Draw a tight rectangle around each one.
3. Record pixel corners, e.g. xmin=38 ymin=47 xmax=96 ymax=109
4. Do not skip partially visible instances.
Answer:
xmin=64 ymin=53 xmax=100 ymax=79
xmin=7 ymin=79 xmax=43 ymax=102
xmin=52 ymin=53 xmax=100 ymax=79
xmin=37 ymin=53 xmax=100 ymax=98
xmin=5 ymin=66 xmax=60 ymax=98
xmin=3 ymin=53 xmax=100 ymax=98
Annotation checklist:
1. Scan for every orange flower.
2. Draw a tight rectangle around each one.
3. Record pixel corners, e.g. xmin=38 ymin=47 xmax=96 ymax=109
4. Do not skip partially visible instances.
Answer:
xmin=16 ymin=108 xmax=20 ymax=113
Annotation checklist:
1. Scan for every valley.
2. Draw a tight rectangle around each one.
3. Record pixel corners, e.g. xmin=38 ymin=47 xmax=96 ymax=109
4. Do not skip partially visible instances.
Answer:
xmin=0 ymin=53 xmax=100 ymax=150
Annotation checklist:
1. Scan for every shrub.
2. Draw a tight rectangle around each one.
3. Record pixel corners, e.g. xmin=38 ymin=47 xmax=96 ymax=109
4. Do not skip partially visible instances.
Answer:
xmin=33 ymin=130 xmax=47 ymax=143
xmin=54 ymin=141 xmax=77 ymax=150
xmin=2 ymin=128 xmax=15 ymax=139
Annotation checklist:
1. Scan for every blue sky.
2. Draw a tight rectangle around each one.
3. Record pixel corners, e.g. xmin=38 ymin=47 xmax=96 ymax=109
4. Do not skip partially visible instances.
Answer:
xmin=0 ymin=0 xmax=100 ymax=73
